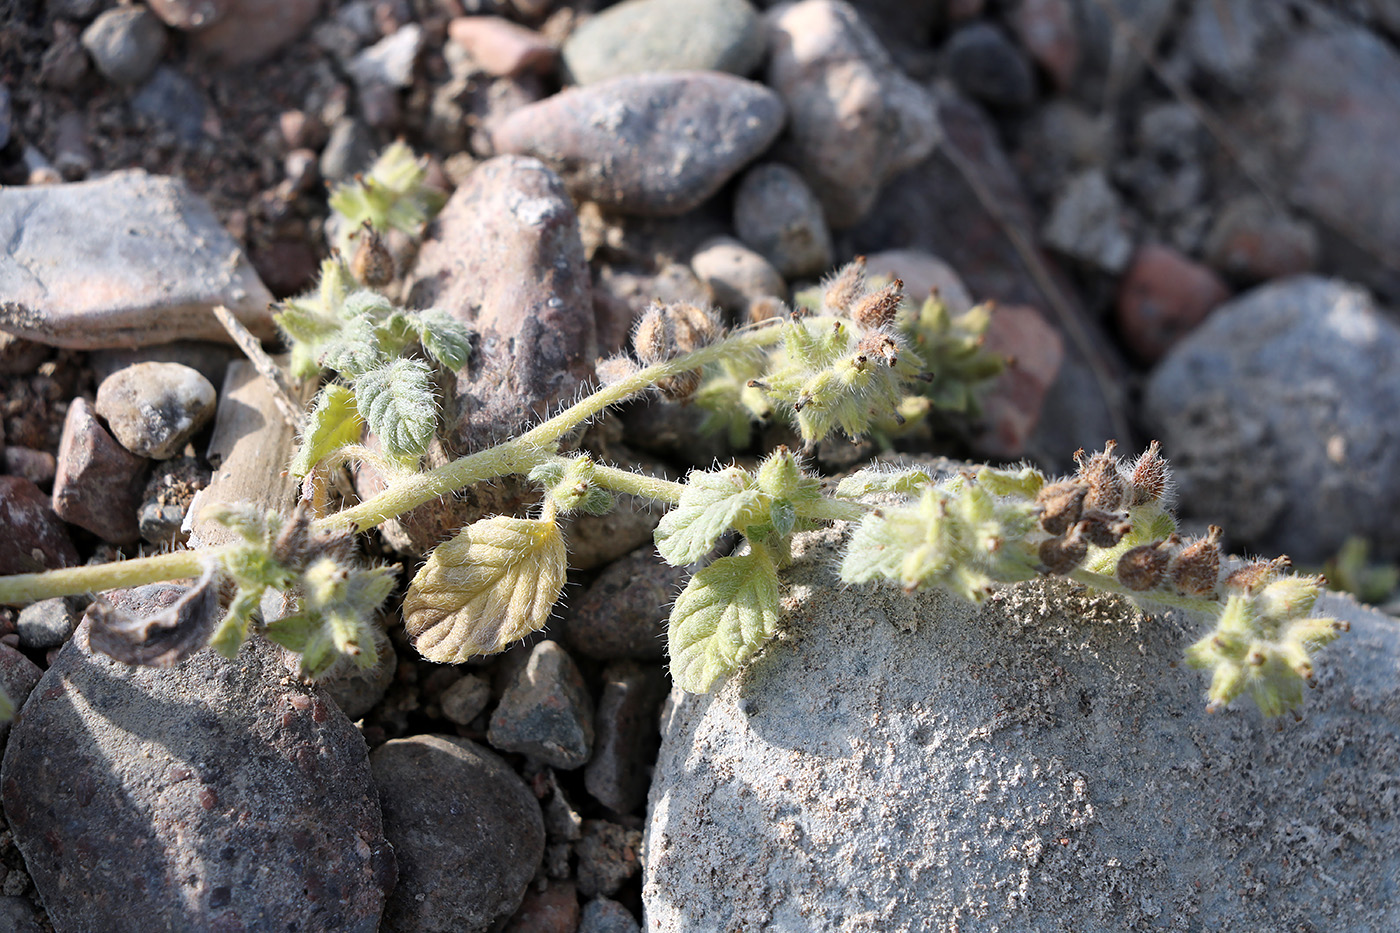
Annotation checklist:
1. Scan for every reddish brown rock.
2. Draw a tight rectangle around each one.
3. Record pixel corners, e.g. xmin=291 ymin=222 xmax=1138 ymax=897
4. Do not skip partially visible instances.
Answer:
xmin=503 ymin=879 xmax=580 ymax=933
xmin=975 ymin=304 xmax=1064 ymax=460
xmin=449 ymin=16 xmax=557 ymax=77
xmin=0 ymin=476 xmax=78 ymax=576
xmin=1204 ymin=195 xmax=1319 ymax=283
xmin=188 ymin=0 xmax=322 ymax=67
xmin=1116 ymin=244 xmax=1230 ymax=363
xmin=51 ymin=397 xmax=148 ymax=545
xmin=490 ymin=71 xmax=784 ymax=216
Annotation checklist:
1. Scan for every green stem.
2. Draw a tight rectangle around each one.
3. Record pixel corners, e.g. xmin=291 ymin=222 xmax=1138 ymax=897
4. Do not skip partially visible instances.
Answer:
xmin=1068 ymin=568 xmax=1222 ymax=618
xmin=0 ymin=550 xmax=211 ymax=605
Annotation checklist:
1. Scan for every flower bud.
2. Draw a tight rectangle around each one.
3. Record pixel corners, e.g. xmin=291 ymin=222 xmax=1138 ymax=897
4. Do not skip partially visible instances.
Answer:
xmin=350 ymin=222 xmax=394 ymax=287
xmin=823 ymin=256 xmax=867 ymax=315
xmin=668 ymin=302 xmax=722 ymax=352
xmin=1170 ymin=525 xmax=1223 ymax=596
xmin=1039 ymin=527 xmax=1088 ymax=574
xmin=851 ymin=279 xmax=904 ymax=331
xmin=1127 ymin=440 xmax=1170 ymax=506
xmin=1078 ymin=510 xmax=1131 ymax=548
xmin=1077 ymin=441 xmax=1126 ymax=512
xmin=1036 ymin=480 xmax=1087 ymax=536
xmin=1116 ymin=540 xmax=1171 ymax=591
xmin=853 ymin=331 xmax=901 ymax=368
xmin=633 ymin=301 xmax=674 ymax=365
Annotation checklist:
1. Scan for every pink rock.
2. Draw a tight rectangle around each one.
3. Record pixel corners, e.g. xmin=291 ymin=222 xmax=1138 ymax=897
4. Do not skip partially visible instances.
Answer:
xmin=188 ymin=0 xmax=321 ymax=67
xmin=449 ymin=16 xmax=556 ymax=78
xmin=863 ymin=249 xmax=975 ymax=313
xmin=0 ymin=475 xmax=78 ymax=576
xmin=1204 ymin=195 xmax=1318 ymax=283
xmin=1009 ymin=0 xmax=1079 ymax=92
xmin=52 ymin=398 xmax=148 ymax=545
xmin=1116 ymin=244 xmax=1230 ymax=363
xmin=976 ymin=304 xmax=1064 ymax=459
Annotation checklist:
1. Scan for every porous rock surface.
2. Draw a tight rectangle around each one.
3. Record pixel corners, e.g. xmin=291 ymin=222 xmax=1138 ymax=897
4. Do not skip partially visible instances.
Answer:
xmin=644 ymin=523 xmax=1400 ymax=932
xmin=1144 ymin=275 xmax=1400 ymax=562
xmin=1 ymin=585 xmax=394 ymax=933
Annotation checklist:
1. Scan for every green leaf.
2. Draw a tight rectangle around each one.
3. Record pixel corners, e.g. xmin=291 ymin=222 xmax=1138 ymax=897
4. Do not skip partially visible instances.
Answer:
xmin=834 ymin=468 xmax=932 ymax=500
xmin=415 ymin=308 xmax=474 ymax=371
xmin=355 ymin=358 xmax=437 ymax=463
xmin=668 ymin=547 xmax=781 ymax=693
xmin=291 ymin=384 xmax=365 ymax=477
xmin=654 ymin=467 xmax=764 ymax=566
xmin=209 ymin=585 xmax=264 ymax=658
xmin=343 ymin=289 xmax=394 ymax=321
xmin=0 ymin=687 xmax=15 ymax=723
xmin=321 ymin=317 xmax=384 ymax=377
xmin=265 ymin=611 xmax=318 ymax=652
xmin=839 ymin=508 xmax=925 ymax=587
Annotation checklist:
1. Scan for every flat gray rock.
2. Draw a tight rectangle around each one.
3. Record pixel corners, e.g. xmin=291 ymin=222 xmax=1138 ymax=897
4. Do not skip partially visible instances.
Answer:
xmin=1 ymin=585 xmax=394 ymax=933
xmin=645 ymin=524 xmax=1400 ymax=932
xmin=1145 ymin=276 xmax=1400 ymax=562
xmin=0 ymin=171 xmax=275 ymax=349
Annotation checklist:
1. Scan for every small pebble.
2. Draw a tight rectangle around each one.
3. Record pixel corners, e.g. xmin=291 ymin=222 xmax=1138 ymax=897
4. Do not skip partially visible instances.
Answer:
xmin=52 ymin=112 xmax=92 ymax=181
xmin=1116 ymin=243 xmax=1229 ymax=363
xmin=733 ymin=162 xmax=834 ymax=279
xmin=1041 ymin=168 xmax=1134 ymax=273
xmin=1009 ymin=0 xmax=1079 ymax=92
xmin=95 ymin=362 xmax=217 ymax=460
xmin=575 ymin=820 xmax=643 ymax=898
xmin=503 ymin=879 xmax=579 ymax=933
xmin=81 ymin=6 xmax=169 ymax=87
xmin=131 ymin=66 xmax=208 ymax=146
xmin=584 ymin=662 xmax=667 ymax=814
xmin=39 ymin=24 xmax=91 ymax=90
xmin=580 ymin=897 xmax=642 ymax=933
xmin=449 ymin=15 xmax=557 ymax=77
xmin=146 ymin=0 xmax=232 ymax=30
xmin=52 ymin=397 xmax=149 ymax=545
xmin=1204 ymin=195 xmax=1319 ymax=283
xmin=690 ymin=236 xmax=788 ymax=318
xmin=16 ymin=597 xmax=81 ymax=651
xmin=440 ymin=673 xmax=492 ymax=725
xmin=284 ymin=147 xmax=319 ymax=192
xmin=348 ymin=22 xmax=423 ymax=89
xmin=561 ymin=0 xmax=764 ymax=85
xmin=321 ymin=637 xmax=397 ymax=721
xmin=488 ymin=640 xmax=595 ymax=769
xmin=137 ymin=455 xmax=209 ymax=545
xmin=320 ymin=116 xmax=378 ymax=182
xmin=187 ymin=0 xmax=323 ymax=67
xmin=945 ymin=22 xmax=1036 ymax=110
xmin=4 ymin=447 xmax=57 ymax=487
xmin=0 ymin=476 xmax=77 ymax=575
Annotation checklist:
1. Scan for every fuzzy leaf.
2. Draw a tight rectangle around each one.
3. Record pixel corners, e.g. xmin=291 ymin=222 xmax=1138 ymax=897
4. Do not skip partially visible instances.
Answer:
xmin=291 ymin=384 xmax=365 ymax=477
xmin=654 ymin=467 xmax=764 ymax=566
xmin=209 ymin=585 xmax=264 ymax=659
xmin=834 ymin=468 xmax=932 ymax=500
xmin=321 ymin=317 xmax=384 ymax=377
xmin=839 ymin=507 xmax=926 ymax=586
xmin=355 ymin=358 xmax=437 ymax=462
xmin=265 ymin=611 xmax=319 ymax=653
xmin=668 ymin=548 xmax=780 ymax=693
xmin=402 ymin=515 xmax=567 ymax=663
xmin=415 ymin=308 xmax=474 ymax=371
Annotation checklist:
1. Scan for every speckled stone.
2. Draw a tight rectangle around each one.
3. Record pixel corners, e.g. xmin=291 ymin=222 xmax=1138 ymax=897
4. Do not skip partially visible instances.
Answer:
xmin=732 ymin=162 xmax=833 ymax=279
xmin=488 ymin=640 xmax=595 ymax=769
xmin=561 ymin=0 xmax=765 ymax=85
xmin=0 ymin=644 xmax=43 ymax=749
xmin=96 ymin=362 xmax=217 ymax=460
xmin=0 ymin=476 xmax=78 ymax=576
xmin=81 ymin=7 xmax=168 ymax=87
xmin=584 ymin=662 xmax=667 ymax=814
xmin=561 ymin=546 xmax=683 ymax=661
xmin=1 ymin=585 xmax=395 ymax=933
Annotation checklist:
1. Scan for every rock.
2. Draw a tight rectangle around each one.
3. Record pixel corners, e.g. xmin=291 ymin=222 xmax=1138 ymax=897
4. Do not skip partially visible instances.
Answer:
xmin=449 ymin=15 xmax=557 ymax=78
xmin=90 ymin=342 xmax=241 ymax=395
xmin=644 ymin=529 xmax=1400 ymax=932
xmin=576 ymin=820 xmax=642 ymax=898
xmin=1204 ymin=195 xmax=1319 ymax=283
xmin=592 ymin=259 xmax=716 ymax=356
xmin=131 ymin=66 xmax=209 ymax=147
xmin=1115 ymin=243 xmax=1229 ymax=362
xmin=0 ymin=333 xmax=49 ymax=376
xmin=1234 ymin=25 xmax=1400 ymax=296
xmin=0 ymin=82 xmax=10 ymax=150
xmin=561 ymin=547 xmax=683 ymax=661
xmin=39 ymin=24 xmax=90 ymax=90
xmin=491 ymin=72 xmax=784 ymax=217
xmin=2 ymin=587 xmax=394 ymax=933
xmin=560 ymin=487 xmax=670 ymax=574
xmin=945 ymin=22 xmax=1036 ymax=110
xmin=50 ymin=397 xmax=148 ymax=545
xmin=81 ymin=6 xmax=169 ymax=87
xmin=1180 ymin=0 xmax=1282 ymax=91
xmin=580 ymin=897 xmax=642 ymax=933
xmin=147 ymin=0 xmax=233 ymax=30
xmin=561 ymin=0 xmax=765 ymax=85
xmin=1366 ymin=0 xmax=1400 ymax=35
xmin=0 ymin=476 xmax=77 ymax=576
xmin=96 ymin=362 xmax=217 ymax=460
xmin=690 ymin=236 xmax=788 ymax=318
xmin=348 ymin=22 xmax=422 ymax=90
xmin=1146 ymin=276 xmax=1400 ymax=561
xmin=1009 ymin=0 xmax=1079 ymax=91
xmin=503 ymin=879 xmax=579 ymax=933
xmin=4 ymin=447 xmax=56 ymax=488
xmin=1041 ymin=168 xmax=1134 ymax=273
xmin=584 ymin=662 xmax=667 ymax=814
xmin=0 ymin=644 xmax=43 ymax=748
xmin=862 ymin=249 xmax=974 ymax=312
xmin=319 ymin=116 xmax=378 ymax=182
xmin=188 ymin=0 xmax=322 ymax=67
xmin=732 ymin=162 xmax=833 ymax=279
xmin=488 ymin=640 xmax=595 ymax=769
xmin=764 ymin=0 xmax=937 ymax=229
xmin=15 ymin=597 xmax=81 ymax=651
xmin=0 ymin=895 xmax=43 ymax=933
xmin=975 ymin=304 xmax=1064 ymax=460
xmin=1070 ymin=0 xmax=1177 ymax=102
xmin=440 ymin=672 xmax=492 ymax=725
xmin=371 ymin=735 xmax=544 ymax=933
xmin=322 ymin=637 xmax=396 ymax=721
xmin=364 ymin=157 xmax=594 ymax=555
xmin=0 ymin=171 xmax=275 ymax=350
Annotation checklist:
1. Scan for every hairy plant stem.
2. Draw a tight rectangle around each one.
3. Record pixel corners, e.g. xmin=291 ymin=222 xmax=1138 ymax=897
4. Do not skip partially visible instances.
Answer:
xmin=0 ymin=550 xmax=213 ymax=604
xmin=1068 ymin=568 xmax=1222 ymax=618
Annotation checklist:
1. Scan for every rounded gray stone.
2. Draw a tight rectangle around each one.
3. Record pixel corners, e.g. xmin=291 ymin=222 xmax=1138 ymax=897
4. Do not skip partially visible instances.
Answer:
xmin=371 ymin=735 xmax=545 ymax=933
xmin=1145 ymin=276 xmax=1400 ymax=562
xmin=96 ymin=361 xmax=217 ymax=460
xmin=81 ymin=7 xmax=169 ymax=87
xmin=1 ymin=585 xmax=394 ymax=933
xmin=580 ymin=896 xmax=642 ymax=933
xmin=945 ymin=21 xmax=1036 ymax=110
xmin=690 ymin=236 xmax=788 ymax=317
xmin=562 ymin=0 xmax=765 ymax=85
xmin=733 ymin=163 xmax=833 ymax=279
xmin=15 ymin=597 xmax=80 ymax=651
xmin=645 ymin=525 xmax=1400 ymax=932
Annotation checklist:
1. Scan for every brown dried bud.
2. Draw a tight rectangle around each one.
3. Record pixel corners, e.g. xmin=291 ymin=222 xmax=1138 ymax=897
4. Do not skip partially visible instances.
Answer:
xmin=1224 ymin=556 xmax=1292 ymax=593
xmin=853 ymin=331 xmax=901 ymax=368
xmin=1077 ymin=441 xmax=1126 ymax=512
xmin=1040 ymin=529 xmax=1089 ymax=575
xmin=656 ymin=369 xmax=702 ymax=402
xmin=1077 ymin=510 xmax=1132 ymax=548
xmin=1117 ymin=541 xmax=1171 ymax=591
xmin=1036 ymin=480 xmax=1087 ymax=536
xmin=1127 ymin=440 xmax=1170 ymax=506
xmin=633 ymin=302 xmax=674 ymax=364
xmin=668 ymin=302 xmax=722 ymax=352
xmin=823 ymin=256 xmax=867 ymax=315
xmin=851 ymin=279 xmax=904 ymax=330
xmin=350 ymin=222 xmax=394 ymax=287
xmin=1170 ymin=525 xmax=1224 ymax=596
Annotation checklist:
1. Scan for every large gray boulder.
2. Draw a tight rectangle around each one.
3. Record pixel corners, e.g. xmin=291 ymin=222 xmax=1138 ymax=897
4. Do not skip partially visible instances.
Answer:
xmin=645 ymin=524 xmax=1400 ymax=932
